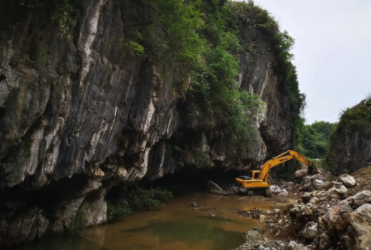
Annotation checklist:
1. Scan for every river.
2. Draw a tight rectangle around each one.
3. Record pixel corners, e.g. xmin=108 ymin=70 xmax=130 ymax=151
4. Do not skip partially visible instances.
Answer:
xmin=11 ymin=192 xmax=292 ymax=250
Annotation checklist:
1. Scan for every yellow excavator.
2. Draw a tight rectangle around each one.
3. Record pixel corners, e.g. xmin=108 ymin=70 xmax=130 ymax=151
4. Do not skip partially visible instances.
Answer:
xmin=235 ymin=150 xmax=316 ymax=196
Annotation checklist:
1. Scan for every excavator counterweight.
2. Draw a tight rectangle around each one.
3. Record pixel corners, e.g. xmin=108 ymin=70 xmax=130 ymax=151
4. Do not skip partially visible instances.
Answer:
xmin=235 ymin=150 xmax=316 ymax=196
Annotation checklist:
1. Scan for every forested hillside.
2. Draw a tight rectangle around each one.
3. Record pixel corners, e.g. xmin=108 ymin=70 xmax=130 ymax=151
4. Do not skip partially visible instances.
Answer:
xmin=300 ymin=121 xmax=336 ymax=159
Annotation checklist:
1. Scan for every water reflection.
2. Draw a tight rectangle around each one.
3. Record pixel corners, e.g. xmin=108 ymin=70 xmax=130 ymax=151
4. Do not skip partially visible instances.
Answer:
xmin=10 ymin=193 xmax=290 ymax=250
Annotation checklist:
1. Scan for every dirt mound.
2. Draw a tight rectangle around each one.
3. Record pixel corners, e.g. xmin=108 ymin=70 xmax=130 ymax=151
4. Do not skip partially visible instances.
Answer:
xmin=352 ymin=166 xmax=371 ymax=179
xmin=348 ymin=166 xmax=371 ymax=197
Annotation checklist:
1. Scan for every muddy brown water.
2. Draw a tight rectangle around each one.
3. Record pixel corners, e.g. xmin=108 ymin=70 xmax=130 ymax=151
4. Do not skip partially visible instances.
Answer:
xmin=12 ymin=192 xmax=292 ymax=250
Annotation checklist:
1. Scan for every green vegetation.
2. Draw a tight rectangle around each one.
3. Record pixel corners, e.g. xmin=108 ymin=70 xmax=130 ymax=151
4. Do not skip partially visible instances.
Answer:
xmin=19 ymin=0 xmax=89 ymax=37
xmin=335 ymin=98 xmax=371 ymax=134
xmin=227 ymin=1 xmax=305 ymax=178
xmin=300 ymin=121 xmax=336 ymax=159
xmin=66 ymin=216 xmax=85 ymax=237
xmin=192 ymin=148 xmax=208 ymax=168
xmin=119 ymin=0 xmax=303 ymax=155
xmin=13 ymin=135 xmax=22 ymax=143
xmin=326 ymin=173 xmax=336 ymax=182
xmin=107 ymin=203 xmax=133 ymax=222
xmin=228 ymin=2 xmax=306 ymax=150
xmin=107 ymin=186 xmax=173 ymax=222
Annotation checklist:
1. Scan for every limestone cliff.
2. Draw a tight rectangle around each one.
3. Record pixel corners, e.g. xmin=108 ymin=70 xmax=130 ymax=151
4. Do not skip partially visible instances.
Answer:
xmin=326 ymin=99 xmax=371 ymax=175
xmin=0 ymin=0 xmax=297 ymax=245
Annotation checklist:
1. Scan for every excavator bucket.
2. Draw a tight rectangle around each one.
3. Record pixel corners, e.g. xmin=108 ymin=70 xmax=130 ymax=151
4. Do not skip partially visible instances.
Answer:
xmin=307 ymin=166 xmax=314 ymax=175
xmin=306 ymin=165 xmax=318 ymax=175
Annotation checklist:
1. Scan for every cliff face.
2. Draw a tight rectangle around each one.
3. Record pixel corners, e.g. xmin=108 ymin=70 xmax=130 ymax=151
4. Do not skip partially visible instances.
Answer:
xmin=0 ymin=0 xmax=293 ymax=245
xmin=326 ymin=100 xmax=371 ymax=175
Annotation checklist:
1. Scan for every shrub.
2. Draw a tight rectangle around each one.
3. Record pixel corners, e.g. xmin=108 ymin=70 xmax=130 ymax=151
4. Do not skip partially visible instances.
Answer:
xmin=105 ymin=186 xmax=173 ymax=222
xmin=19 ymin=0 xmax=89 ymax=37
xmin=107 ymin=203 xmax=133 ymax=222
xmin=65 ymin=216 xmax=85 ymax=237
xmin=130 ymin=187 xmax=173 ymax=210
xmin=192 ymin=148 xmax=208 ymax=168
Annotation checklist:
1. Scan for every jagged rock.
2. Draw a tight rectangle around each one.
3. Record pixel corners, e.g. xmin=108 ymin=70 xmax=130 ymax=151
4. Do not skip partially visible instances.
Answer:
xmin=343 ymin=204 xmax=371 ymax=250
xmin=326 ymin=100 xmax=371 ymax=175
xmin=295 ymin=169 xmax=307 ymax=180
xmin=327 ymin=184 xmax=347 ymax=199
xmin=301 ymin=221 xmax=318 ymax=239
xmin=270 ymin=185 xmax=281 ymax=194
xmin=277 ymin=189 xmax=288 ymax=197
xmin=288 ymin=241 xmax=306 ymax=250
xmin=338 ymin=174 xmax=356 ymax=188
xmin=314 ymin=179 xmax=324 ymax=187
xmin=1 ymin=207 xmax=49 ymax=246
xmin=273 ymin=209 xmax=281 ymax=214
xmin=300 ymin=172 xmax=329 ymax=192
xmin=93 ymin=168 xmax=105 ymax=177
xmin=317 ymin=233 xmax=333 ymax=250
xmin=339 ymin=190 xmax=371 ymax=211
xmin=0 ymin=0 xmax=300 ymax=245
xmin=302 ymin=192 xmax=313 ymax=203
xmin=259 ymin=245 xmax=270 ymax=250
xmin=322 ymin=204 xmax=350 ymax=236
xmin=308 ymin=197 xmax=320 ymax=205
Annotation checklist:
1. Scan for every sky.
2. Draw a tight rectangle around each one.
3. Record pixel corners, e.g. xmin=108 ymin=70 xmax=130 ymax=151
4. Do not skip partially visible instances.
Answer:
xmin=239 ymin=0 xmax=371 ymax=124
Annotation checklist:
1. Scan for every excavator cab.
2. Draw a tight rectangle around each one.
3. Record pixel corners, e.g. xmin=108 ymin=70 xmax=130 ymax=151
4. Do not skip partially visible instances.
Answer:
xmin=237 ymin=170 xmax=260 ymax=181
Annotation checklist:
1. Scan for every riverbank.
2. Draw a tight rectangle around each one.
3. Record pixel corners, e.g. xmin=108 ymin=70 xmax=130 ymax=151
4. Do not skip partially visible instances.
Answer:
xmin=233 ymin=166 xmax=371 ymax=250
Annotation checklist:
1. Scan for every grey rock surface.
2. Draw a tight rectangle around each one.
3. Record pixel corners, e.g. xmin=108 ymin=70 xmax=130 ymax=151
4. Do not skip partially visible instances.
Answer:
xmin=0 ymin=0 xmax=295 ymax=245
xmin=342 ymin=204 xmax=371 ymax=250
xmin=327 ymin=100 xmax=371 ymax=175
xmin=338 ymin=174 xmax=356 ymax=188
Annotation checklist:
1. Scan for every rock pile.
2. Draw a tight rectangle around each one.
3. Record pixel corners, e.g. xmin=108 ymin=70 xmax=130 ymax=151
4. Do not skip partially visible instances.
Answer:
xmin=234 ymin=168 xmax=371 ymax=250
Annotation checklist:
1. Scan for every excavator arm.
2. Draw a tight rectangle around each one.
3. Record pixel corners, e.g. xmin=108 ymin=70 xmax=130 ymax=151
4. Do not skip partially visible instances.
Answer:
xmin=258 ymin=150 xmax=315 ymax=181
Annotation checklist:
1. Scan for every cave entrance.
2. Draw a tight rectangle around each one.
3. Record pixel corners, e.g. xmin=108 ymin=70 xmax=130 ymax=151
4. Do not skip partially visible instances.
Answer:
xmin=144 ymin=167 xmax=248 ymax=194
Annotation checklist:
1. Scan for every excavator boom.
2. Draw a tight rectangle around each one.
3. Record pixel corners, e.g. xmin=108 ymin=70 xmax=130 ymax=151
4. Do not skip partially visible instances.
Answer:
xmin=235 ymin=150 xmax=315 ymax=194
xmin=259 ymin=150 xmax=315 ymax=181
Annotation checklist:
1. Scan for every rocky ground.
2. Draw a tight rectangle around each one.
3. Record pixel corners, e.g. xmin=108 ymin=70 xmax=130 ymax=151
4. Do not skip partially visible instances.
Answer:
xmin=227 ymin=167 xmax=371 ymax=250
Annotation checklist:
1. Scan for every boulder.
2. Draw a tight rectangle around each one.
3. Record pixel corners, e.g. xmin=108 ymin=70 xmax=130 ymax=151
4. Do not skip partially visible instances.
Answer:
xmin=270 ymin=185 xmax=281 ymax=194
xmin=323 ymin=205 xmax=350 ymax=236
xmin=302 ymin=192 xmax=313 ymax=203
xmin=258 ymin=245 xmax=269 ymax=250
xmin=278 ymin=189 xmax=288 ymax=197
xmin=339 ymin=190 xmax=371 ymax=211
xmin=314 ymin=179 xmax=324 ymax=187
xmin=301 ymin=221 xmax=318 ymax=239
xmin=4 ymin=207 xmax=49 ymax=246
xmin=288 ymin=241 xmax=306 ymax=250
xmin=342 ymin=204 xmax=371 ymax=250
xmin=295 ymin=169 xmax=307 ymax=180
xmin=308 ymin=197 xmax=320 ymax=205
xmin=338 ymin=174 xmax=356 ymax=188
xmin=273 ymin=209 xmax=281 ymax=214
xmin=327 ymin=184 xmax=347 ymax=199
xmin=317 ymin=233 xmax=333 ymax=250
